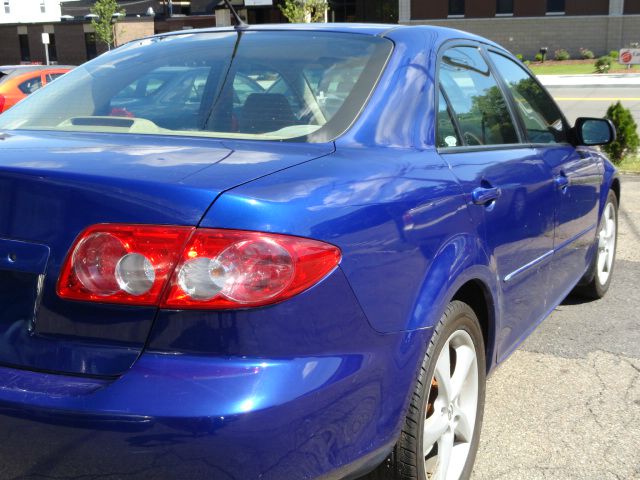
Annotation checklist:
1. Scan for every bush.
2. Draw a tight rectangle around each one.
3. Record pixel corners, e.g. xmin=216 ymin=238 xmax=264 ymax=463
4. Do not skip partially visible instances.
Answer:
xmin=554 ymin=48 xmax=571 ymax=61
xmin=579 ymin=48 xmax=595 ymax=60
xmin=595 ymin=56 xmax=612 ymax=73
xmin=516 ymin=54 xmax=524 ymax=61
xmin=604 ymin=102 xmax=639 ymax=164
xmin=524 ymin=60 xmax=531 ymax=66
xmin=609 ymin=50 xmax=619 ymax=59
xmin=535 ymin=53 xmax=544 ymax=62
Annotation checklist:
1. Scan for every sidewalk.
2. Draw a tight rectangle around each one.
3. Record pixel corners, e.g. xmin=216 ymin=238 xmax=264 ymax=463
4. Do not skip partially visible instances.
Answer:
xmin=538 ymin=73 xmax=640 ymax=87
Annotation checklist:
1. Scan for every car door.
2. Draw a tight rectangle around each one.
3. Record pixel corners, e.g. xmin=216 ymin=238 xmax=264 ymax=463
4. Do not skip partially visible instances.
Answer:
xmin=436 ymin=44 xmax=558 ymax=362
xmin=487 ymin=51 xmax=602 ymax=307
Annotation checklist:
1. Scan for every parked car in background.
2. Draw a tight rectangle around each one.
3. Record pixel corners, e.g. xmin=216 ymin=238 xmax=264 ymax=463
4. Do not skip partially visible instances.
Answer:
xmin=0 ymin=24 xmax=619 ymax=480
xmin=0 ymin=65 xmax=73 ymax=113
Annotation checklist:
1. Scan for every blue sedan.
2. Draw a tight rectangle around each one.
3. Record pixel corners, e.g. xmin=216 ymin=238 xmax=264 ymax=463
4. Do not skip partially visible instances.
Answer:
xmin=0 ymin=23 xmax=619 ymax=480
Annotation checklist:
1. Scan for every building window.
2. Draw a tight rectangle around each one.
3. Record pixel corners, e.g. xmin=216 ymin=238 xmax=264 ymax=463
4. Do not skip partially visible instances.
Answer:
xmin=449 ymin=0 xmax=465 ymax=16
xmin=4 ymin=1 xmax=9 ymax=14
xmin=496 ymin=0 xmax=513 ymax=15
xmin=19 ymin=34 xmax=30 ymax=62
xmin=329 ymin=0 xmax=356 ymax=22
xmin=40 ymin=1 xmax=45 ymax=13
xmin=47 ymin=34 xmax=58 ymax=63
xmin=85 ymin=32 xmax=97 ymax=60
xmin=547 ymin=0 xmax=565 ymax=13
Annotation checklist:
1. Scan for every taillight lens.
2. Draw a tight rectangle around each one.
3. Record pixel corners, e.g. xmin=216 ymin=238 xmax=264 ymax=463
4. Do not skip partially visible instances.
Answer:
xmin=57 ymin=225 xmax=341 ymax=309
xmin=0 ymin=95 xmax=5 ymax=113
xmin=57 ymin=225 xmax=194 ymax=305
xmin=162 ymin=229 xmax=341 ymax=309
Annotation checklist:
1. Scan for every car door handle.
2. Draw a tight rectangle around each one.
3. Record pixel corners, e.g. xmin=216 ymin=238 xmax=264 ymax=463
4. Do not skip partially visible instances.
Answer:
xmin=472 ymin=186 xmax=502 ymax=205
xmin=555 ymin=173 xmax=570 ymax=190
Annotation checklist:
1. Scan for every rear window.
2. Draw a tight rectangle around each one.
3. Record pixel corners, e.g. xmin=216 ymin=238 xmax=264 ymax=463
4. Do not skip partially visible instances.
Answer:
xmin=0 ymin=31 xmax=393 ymax=143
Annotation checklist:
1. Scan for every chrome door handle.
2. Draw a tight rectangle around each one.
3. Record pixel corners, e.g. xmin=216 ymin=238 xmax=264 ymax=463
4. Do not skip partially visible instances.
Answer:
xmin=472 ymin=186 xmax=502 ymax=205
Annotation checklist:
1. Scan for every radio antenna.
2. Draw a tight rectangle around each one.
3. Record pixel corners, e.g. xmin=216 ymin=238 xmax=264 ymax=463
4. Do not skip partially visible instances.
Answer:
xmin=222 ymin=0 xmax=248 ymax=29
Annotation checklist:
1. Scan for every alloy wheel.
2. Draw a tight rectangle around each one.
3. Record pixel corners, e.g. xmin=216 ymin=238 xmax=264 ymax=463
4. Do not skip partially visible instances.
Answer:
xmin=597 ymin=201 xmax=616 ymax=286
xmin=423 ymin=330 xmax=479 ymax=480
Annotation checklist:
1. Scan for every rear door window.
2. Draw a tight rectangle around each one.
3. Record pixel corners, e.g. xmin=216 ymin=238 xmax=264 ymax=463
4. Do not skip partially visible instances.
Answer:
xmin=438 ymin=46 xmax=519 ymax=146
xmin=45 ymin=73 xmax=65 ymax=83
xmin=489 ymin=52 xmax=567 ymax=144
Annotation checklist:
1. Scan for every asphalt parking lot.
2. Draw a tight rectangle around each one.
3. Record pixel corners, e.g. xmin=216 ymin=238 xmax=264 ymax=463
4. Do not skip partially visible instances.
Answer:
xmin=472 ymin=174 xmax=640 ymax=480
xmin=546 ymin=84 xmax=640 ymax=126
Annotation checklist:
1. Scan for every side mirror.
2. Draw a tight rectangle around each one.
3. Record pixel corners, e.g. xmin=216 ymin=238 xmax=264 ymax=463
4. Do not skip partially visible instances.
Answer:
xmin=574 ymin=117 xmax=616 ymax=146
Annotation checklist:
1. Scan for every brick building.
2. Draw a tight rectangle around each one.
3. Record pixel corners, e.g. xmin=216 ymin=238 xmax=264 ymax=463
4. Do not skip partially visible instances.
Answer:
xmin=0 ymin=18 xmax=154 ymax=66
xmin=401 ymin=0 xmax=640 ymax=58
xmin=0 ymin=0 xmax=397 ymax=66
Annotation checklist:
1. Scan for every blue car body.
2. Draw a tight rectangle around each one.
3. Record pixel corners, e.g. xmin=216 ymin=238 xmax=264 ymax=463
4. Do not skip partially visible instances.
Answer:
xmin=0 ymin=24 xmax=618 ymax=479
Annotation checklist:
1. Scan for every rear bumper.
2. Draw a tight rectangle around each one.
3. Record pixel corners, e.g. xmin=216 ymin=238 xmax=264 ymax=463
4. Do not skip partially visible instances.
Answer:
xmin=0 ymin=337 xmax=429 ymax=479
xmin=0 ymin=269 xmax=432 ymax=479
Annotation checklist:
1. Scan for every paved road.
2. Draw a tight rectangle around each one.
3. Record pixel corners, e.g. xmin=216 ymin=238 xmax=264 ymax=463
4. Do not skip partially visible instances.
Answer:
xmin=472 ymin=174 xmax=640 ymax=479
xmin=547 ymin=85 xmax=640 ymax=126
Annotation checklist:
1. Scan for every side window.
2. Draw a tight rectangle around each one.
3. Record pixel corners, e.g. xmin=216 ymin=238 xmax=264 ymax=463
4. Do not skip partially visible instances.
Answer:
xmin=437 ymin=90 xmax=461 ymax=148
xmin=438 ymin=46 xmax=519 ymax=146
xmin=489 ymin=52 xmax=567 ymax=144
xmin=18 ymin=76 xmax=43 ymax=94
xmin=45 ymin=73 xmax=64 ymax=83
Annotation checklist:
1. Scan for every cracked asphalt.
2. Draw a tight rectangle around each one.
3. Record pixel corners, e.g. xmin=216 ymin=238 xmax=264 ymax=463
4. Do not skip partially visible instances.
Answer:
xmin=472 ymin=174 xmax=640 ymax=480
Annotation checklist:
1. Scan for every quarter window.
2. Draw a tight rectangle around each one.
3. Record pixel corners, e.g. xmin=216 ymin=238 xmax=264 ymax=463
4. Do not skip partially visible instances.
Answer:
xmin=19 ymin=76 xmax=43 ymax=94
xmin=437 ymin=90 xmax=461 ymax=148
xmin=489 ymin=52 xmax=567 ymax=144
xmin=438 ymin=46 xmax=519 ymax=146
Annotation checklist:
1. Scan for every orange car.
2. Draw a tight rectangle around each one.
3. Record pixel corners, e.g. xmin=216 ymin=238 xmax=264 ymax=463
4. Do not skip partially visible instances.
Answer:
xmin=0 ymin=65 xmax=73 ymax=113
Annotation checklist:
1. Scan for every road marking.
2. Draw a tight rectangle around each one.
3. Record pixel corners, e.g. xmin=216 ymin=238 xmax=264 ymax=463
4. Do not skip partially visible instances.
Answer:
xmin=554 ymin=97 xmax=640 ymax=101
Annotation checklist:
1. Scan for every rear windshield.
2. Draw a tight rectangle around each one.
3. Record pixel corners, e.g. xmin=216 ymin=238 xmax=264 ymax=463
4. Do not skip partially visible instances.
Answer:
xmin=0 ymin=31 xmax=392 ymax=143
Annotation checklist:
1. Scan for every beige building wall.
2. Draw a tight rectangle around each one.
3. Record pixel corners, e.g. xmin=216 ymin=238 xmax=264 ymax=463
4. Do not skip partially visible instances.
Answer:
xmin=114 ymin=18 xmax=154 ymax=46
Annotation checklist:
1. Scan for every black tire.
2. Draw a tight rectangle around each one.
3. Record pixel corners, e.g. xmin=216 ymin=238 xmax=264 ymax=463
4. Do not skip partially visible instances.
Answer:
xmin=574 ymin=190 xmax=618 ymax=300
xmin=366 ymin=301 xmax=486 ymax=480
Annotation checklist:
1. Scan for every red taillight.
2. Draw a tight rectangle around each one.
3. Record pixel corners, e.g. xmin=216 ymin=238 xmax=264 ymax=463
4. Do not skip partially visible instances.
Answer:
xmin=0 ymin=95 xmax=5 ymax=113
xmin=57 ymin=225 xmax=341 ymax=309
xmin=57 ymin=225 xmax=194 ymax=305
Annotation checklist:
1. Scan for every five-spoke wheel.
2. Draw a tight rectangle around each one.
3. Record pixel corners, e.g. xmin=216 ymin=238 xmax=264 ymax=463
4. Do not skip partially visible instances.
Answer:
xmin=423 ymin=330 xmax=478 ymax=479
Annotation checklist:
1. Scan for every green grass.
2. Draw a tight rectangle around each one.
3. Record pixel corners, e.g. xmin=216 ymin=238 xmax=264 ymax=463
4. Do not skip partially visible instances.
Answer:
xmin=617 ymin=155 xmax=640 ymax=173
xmin=528 ymin=62 xmax=637 ymax=75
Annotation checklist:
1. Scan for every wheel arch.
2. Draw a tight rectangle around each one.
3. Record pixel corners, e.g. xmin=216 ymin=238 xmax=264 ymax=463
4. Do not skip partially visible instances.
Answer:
xmin=451 ymin=279 xmax=497 ymax=374
xmin=407 ymin=232 xmax=500 ymax=371
xmin=610 ymin=176 xmax=621 ymax=205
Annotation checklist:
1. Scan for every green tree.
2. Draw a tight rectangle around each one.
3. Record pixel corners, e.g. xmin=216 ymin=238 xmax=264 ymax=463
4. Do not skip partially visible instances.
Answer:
xmin=279 ymin=0 xmax=327 ymax=23
xmin=604 ymin=102 xmax=639 ymax=164
xmin=90 ymin=0 xmax=126 ymax=50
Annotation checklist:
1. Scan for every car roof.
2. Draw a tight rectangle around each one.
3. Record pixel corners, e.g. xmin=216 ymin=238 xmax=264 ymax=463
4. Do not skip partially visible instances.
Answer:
xmin=129 ymin=23 xmax=506 ymax=56
xmin=130 ymin=23 xmax=505 ymax=54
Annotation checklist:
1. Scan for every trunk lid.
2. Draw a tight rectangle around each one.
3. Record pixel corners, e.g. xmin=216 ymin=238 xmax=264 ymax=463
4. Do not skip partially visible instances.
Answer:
xmin=0 ymin=130 xmax=332 ymax=376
